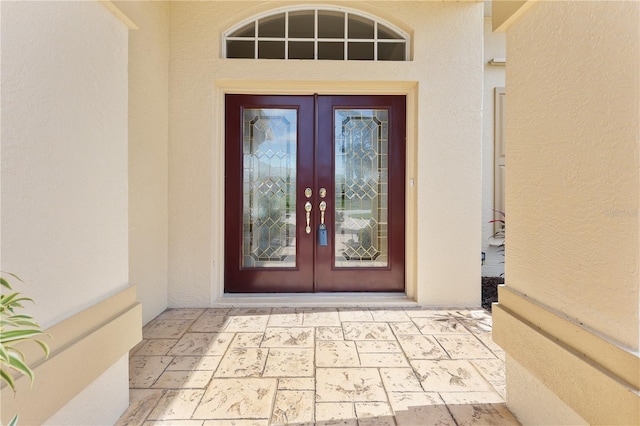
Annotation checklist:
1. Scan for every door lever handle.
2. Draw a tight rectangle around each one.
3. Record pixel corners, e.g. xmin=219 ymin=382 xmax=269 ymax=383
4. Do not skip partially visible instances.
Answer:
xmin=305 ymin=201 xmax=312 ymax=234
xmin=319 ymin=201 xmax=327 ymax=225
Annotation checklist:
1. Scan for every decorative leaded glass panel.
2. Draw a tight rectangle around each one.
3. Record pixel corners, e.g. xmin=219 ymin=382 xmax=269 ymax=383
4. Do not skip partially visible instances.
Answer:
xmin=334 ymin=109 xmax=389 ymax=268
xmin=242 ymin=109 xmax=297 ymax=268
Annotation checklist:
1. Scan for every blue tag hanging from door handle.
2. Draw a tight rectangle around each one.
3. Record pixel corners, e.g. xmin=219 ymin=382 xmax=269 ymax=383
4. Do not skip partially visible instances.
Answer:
xmin=318 ymin=224 xmax=328 ymax=246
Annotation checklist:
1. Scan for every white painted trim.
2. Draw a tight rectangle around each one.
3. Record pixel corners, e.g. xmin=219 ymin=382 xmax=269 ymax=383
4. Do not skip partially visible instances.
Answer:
xmin=211 ymin=80 xmax=419 ymax=305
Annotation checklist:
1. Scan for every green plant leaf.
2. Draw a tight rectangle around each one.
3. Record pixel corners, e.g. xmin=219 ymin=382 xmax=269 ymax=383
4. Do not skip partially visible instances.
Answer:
xmin=8 ymin=353 xmax=34 ymax=383
xmin=1 ymin=329 xmax=44 ymax=343
xmin=1 ymin=367 xmax=16 ymax=392
xmin=0 ymin=277 xmax=12 ymax=290
xmin=33 ymin=339 xmax=50 ymax=358
xmin=8 ymin=414 xmax=18 ymax=426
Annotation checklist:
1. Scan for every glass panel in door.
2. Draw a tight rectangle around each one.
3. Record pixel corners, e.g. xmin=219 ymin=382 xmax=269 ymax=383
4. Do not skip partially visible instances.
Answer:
xmin=334 ymin=109 xmax=389 ymax=268
xmin=242 ymin=108 xmax=297 ymax=268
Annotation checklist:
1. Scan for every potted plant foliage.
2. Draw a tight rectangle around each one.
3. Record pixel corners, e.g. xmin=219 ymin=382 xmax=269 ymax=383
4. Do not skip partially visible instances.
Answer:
xmin=0 ymin=273 xmax=49 ymax=426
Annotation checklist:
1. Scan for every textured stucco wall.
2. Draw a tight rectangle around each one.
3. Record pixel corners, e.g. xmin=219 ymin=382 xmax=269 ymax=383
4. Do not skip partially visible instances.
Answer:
xmin=506 ymin=0 xmax=639 ymax=350
xmin=501 ymin=0 xmax=640 ymax=423
xmin=481 ymin=17 xmax=506 ymax=277
xmin=115 ymin=0 xmax=170 ymax=325
xmin=168 ymin=1 xmax=484 ymax=306
xmin=0 ymin=1 xmax=130 ymax=423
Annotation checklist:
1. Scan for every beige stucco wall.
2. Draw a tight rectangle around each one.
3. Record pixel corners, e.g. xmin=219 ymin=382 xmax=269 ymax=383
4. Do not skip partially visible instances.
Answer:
xmin=168 ymin=1 xmax=484 ymax=306
xmin=494 ymin=0 xmax=640 ymax=423
xmin=1 ymin=1 xmax=137 ymax=423
xmin=115 ymin=0 xmax=171 ymax=325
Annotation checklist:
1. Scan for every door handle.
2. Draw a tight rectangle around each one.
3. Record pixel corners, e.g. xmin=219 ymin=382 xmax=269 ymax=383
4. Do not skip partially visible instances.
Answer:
xmin=319 ymin=201 xmax=326 ymax=225
xmin=304 ymin=201 xmax=312 ymax=234
xmin=318 ymin=201 xmax=328 ymax=246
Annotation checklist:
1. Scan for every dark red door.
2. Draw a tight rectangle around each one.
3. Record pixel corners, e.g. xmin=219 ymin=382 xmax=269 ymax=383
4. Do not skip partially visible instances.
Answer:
xmin=225 ymin=94 xmax=405 ymax=292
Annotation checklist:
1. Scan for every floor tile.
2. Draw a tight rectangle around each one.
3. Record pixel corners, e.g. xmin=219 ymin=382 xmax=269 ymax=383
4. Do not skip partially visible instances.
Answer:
xmin=169 ymin=333 xmax=234 ymax=356
xmin=143 ymin=420 xmax=204 ymax=426
xmin=359 ymin=352 xmax=408 ymax=367
xmin=411 ymin=317 xmax=470 ymax=335
xmin=387 ymin=392 xmax=455 ymax=426
xmin=133 ymin=339 xmax=178 ymax=356
xmin=166 ymin=356 xmax=222 ymax=372
xmin=470 ymin=359 xmax=505 ymax=382
xmin=118 ymin=307 xmax=515 ymax=425
xmin=439 ymin=391 xmax=504 ymax=405
xmin=189 ymin=315 xmax=228 ymax=333
xmin=370 ymin=309 xmax=410 ymax=322
xmin=130 ymin=356 xmax=173 ymax=388
xmin=144 ymin=319 xmax=195 ymax=339
xmin=147 ymin=389 xmax=205 ymax=420
xmin=343 ymin=322 xmax=395 ymax=340
xmin=396 ymin=335 xmax=449 ymax=360
xmin=475 ymin=332 xmax=505 ymax=355
xmin=355 ymin=402 xmax=395 ymax=426
xmin=224 ymin=315 xmax=270 ymax=332
xmin=261 ymin=327 xmax=314 ymax=347
xmin=271 ymin=390 xmax=315 ymax=425
xmin=229 ymin=333 xmax=264 ymax=348
xmin=302 ymin=308 xmax=341 ymax=326
xmin=447 ymin=403 xmax=521 ymax=426
xmin=155 ymin=309 xmax=205 ymax=320
xmin=315 ymin=402 xmax=356 ymax=423
xmin=316 ymin=341 xmax=360 ymax=367
xmin=355 ymin=340 xmax=402 ymax=353
xmin=115 ymin=389 xmax=165 ymax=426
xmin=269 ymin=308 xmax=304 ymax=326
xmin=316 ymin=368 xmax=386 ymax=402
xmin=279 ymin=377 xmax=315 ymax=390
xmin=263 ymin=348 xmax=314 ymax=377
xmin=389 ymin=321 xmax=421 ymax=335
xmin=379 ymin=368 xmax=423 ymax=392
xmin=410 ymin=360 xmax=494 ymax=392
xmin=214 ymin=348 xmax=268 ymax=378
xmin=489 ymin=380 xmax=506 ymax=398
xmin=338 ymin=309 xmax=374 ymax=322
xmin=316 ymin=326 xmax=345 ymax=340
xmin=192 ymin=378 xmax=277 ymax=420
xmin=434 ymin=334 xmax=497 ymax=359
xmin=152 ymin=370 xmax=214 ymax=389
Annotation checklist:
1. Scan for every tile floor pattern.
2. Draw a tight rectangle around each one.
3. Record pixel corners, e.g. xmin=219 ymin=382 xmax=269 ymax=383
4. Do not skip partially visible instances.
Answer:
xmin=117 ymin=307 xmax=520 ymax=426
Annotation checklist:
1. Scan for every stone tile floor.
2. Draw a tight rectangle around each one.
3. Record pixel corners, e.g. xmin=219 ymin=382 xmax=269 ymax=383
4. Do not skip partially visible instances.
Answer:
xmin=117 ymin=307 xmax=520 ymax=425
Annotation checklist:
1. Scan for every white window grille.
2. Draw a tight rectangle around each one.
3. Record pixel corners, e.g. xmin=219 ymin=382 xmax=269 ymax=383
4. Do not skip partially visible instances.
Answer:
xmin=224 ymin=7 xmax=409 ymax=61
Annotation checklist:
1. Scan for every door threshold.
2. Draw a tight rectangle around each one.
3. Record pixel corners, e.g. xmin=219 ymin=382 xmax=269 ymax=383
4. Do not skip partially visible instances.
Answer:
xmin=216 ymin=292 xmax=417 ymax=308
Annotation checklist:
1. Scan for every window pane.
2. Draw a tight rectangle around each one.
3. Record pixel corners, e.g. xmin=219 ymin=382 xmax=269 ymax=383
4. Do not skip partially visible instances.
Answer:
xmin=378 ymin=42 xmax=406 ymax=61
xmin=348 ymin=42 xmax=374 ymax=60
xmin=259 ymin=13 xmax=285 ymax=38
xmin=378 ymin=23 xmax=401 ymax=40
xmin=318 ymin=42 xmax=344 ymax=60
xmin=289 ymin=11 xmax=315 ymax=38
xmin=227 ymin=40 xmax=255 ymax=58
xmin=242 ymin=109 xmax=297 ymax=268
xmin=334 ymin=109 xmax=389 ymax=268
xmin=258 ymin=41 xmax=285 ymax=59
xmin=348 ymin=15 xmax=374 ymax=39
xmin=289 ymin=41 xmax=314 ymax=59
xmin=318 ymin=11 xmax=344 ymax=38
xmin=231 ymin=22 xmax=255 ymax=38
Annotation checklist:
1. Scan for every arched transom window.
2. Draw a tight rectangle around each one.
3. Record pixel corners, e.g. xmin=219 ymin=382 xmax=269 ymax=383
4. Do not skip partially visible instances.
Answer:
xmin=224 ymin=7 xmax=409 ymax=61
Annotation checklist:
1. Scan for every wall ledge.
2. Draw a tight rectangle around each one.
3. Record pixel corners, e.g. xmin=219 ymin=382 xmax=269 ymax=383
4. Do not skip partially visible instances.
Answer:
xmin=493 ymin=285 xmax=639 ymax=425
xmin=1 ymin=286 xmax=142 ymax=425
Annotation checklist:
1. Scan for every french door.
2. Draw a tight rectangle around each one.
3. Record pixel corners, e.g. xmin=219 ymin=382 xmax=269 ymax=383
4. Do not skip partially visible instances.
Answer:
xmin=225 ymin=94 xmax=405 ymax=292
